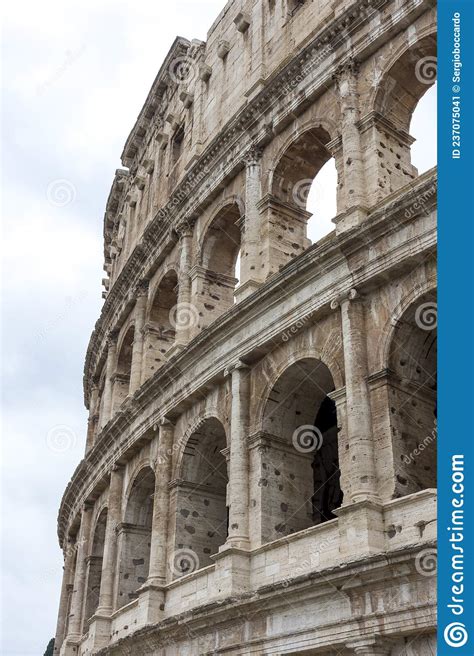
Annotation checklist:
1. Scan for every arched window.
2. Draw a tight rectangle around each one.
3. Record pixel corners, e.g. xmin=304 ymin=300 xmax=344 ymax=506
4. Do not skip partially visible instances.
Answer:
xmin=142 ymin=270 xmax=178 ymax=381
xmin=258 ymin=358 xmax=342 ymax=543
xmin=171 ymin=418 xmax=228 ymax=578
xmin=197 ymin=204 xmax=242 ymax=326
xmin=371 ymin=34 xmax=437 ymax=201
xmin=117 ymin=467 xmax=155 ymax=608
xmin=267 ymin=126 xmax=338 ymax=276
xmin=388 ymin=292 xmax=437 ymax=498
xmin=113 ymin=326 xmax=135 ymax=410
xmin=410 ymin=82 xmax=437 ymax=175
xmin=84 ymin=509 xmax=107 ymax=622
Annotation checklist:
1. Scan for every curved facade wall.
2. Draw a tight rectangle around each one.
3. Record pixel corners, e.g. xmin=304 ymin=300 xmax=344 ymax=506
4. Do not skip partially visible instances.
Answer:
xmin=54 ymin=1 xmax=438 ymax=654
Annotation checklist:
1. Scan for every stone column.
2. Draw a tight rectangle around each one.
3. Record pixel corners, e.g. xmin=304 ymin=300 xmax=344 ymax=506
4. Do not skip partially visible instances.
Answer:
xmin=101 ymin=332 xmax=118 ymax=428
xmin=226 ymin=362 xmax=251 ymax=549
xmin=129 ymin=282 xmax=148 ymax=395
xmin=53 ymin=541 xmax=75 ymax=654
xmin=236 ymin=147 xmax=263 ymax=301
xmin=332 ymin=289 xmax=378 ymax=502
xmin=332 ymin=290 xmax=384 ymax=557
xmin=333 ymin=59 xmax=368 ymax=232
xmin=138 ymin=419 xmax=175 ymax=622
xmin=86 ymin=467 xmax=124 ymax=652
xmin=147 ymin=419 xmax=175 ymax=585
xmin=96 ymin=466 xmax=124 ymax=615
xmin=85 ymin=382 xmax=99 ymax=452
xmin=173 ymin=227 xmax=194 ymax=349
xmin=65 ymin=503 xmax=93 ymax=641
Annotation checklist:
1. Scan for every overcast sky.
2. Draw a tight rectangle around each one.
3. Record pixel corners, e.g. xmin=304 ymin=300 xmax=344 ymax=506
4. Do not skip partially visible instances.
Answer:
xmin=1 ymin=1 xmax=436 ymax=654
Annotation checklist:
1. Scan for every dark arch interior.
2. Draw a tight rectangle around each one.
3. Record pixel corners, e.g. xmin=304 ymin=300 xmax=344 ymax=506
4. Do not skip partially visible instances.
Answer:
xmin=173 ymin=418 xmax=228 ymax=576
xmin=374 ymin=35 xmax=437 ymax=133
xmin=117 ymin=467 xmax=155 ymax=608
xmin=199 ymin=204 xmax=242 ymax=319
xmin=84 ymin=509 xmax=108 ymax=622
xmin=389 ymin=291 xmax=437 ymax=497
xmin=260 ymin=358 xmax=342 ymax=543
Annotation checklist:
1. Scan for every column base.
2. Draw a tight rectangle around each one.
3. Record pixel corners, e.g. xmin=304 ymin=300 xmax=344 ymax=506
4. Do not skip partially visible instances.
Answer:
xmin=87 ymin=614 xmax=113 ymax=653
xmin=59 ymin=637 xmax=80 ymax=656
xmin=333 ymin=205 xmax=369 ymax=234
xmin=137 ymin=582 xmax=166 ymax=625
xmin=335 ymin=499 xmax=385 ymax=557
xmin=211 ymin=546 xmax=251 ymax=598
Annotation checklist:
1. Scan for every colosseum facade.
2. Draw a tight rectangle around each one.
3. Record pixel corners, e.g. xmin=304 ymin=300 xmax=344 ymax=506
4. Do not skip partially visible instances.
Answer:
xmin=54 ymin=0 xmax=437 ymax=654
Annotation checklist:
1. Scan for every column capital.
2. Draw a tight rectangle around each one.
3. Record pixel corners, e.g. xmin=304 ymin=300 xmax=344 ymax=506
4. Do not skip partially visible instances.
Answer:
xmin=176 ymin=222 xmax=194 ymax=239
xmin=333 ymin=57 xmax=360 ymax=83
xmin=158 ymin=415 xmax=176 ymax=428
xmin=330 ymin=288 xmax=361 ymax=310
xmin=106 ymin=330 xmax=119 ymax=348
xmin=224 ymin=360 xmax=250 ymax=378
xmin=243 ymin=146 xmax=263 ymax=167
xmin=135 ymin=279 xmax=150 ymax=297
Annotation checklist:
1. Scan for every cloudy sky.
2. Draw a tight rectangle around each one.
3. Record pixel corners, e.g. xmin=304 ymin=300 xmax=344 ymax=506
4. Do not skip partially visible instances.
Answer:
xmin=1 ymin=1 xmax=436 ymax=654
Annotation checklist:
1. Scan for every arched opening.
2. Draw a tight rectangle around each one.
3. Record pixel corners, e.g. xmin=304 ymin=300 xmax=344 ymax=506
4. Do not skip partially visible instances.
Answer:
xmin=258 ymin=358 xmax=342 ymax=543
xmin=388 ymin=292 xmax=437 ymax=498
xmin=117 ymin=467 xmax=155 ymax=608
xmin=84 ymin=509 xmax=107 ymax=622
xmin=266 ymin=126 xmax=338 ymax=276
xmin=371 ymin=34 xmax=437 ymax=201
xmin=197 ymin=204 xmax=241 ymax=324
xmin=410 ymin=82 xmax=437 ymax=174
xmin=306 ymin=159 xmax=338 ymax=244
xmin=142 ymin=270 xmax=178 ymax=381
xmin=114 ymin=327 xmax=134 ymax=408
xmin=172 ymin=418 xmax=228 ymax=578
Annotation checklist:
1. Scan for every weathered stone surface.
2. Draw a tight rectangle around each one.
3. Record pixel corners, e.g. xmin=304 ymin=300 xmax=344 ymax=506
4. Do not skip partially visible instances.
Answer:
xmin=54 ymin=0 xmax=437 ymax=654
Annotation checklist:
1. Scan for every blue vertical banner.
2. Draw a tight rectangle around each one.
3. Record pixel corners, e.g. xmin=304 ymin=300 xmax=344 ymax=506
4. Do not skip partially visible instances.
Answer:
xmin=438 ymin=0 xmax=474 ymax=653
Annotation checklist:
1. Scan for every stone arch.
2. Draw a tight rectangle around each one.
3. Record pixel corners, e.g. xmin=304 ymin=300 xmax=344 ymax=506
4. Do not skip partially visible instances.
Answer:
xmin=372 ymin=30 xmax=437 ymax=133
xmin=255 ymin=356 xmax=343 ymax=543
xmin=114 ymin=325 xmax=135 ymax=408
xmin=116 ymin=466 xmax=155 ymax=608
xmin=254 ymin=344 xmax=344 ymax=433
xmin=364 ymin=31 xmax=437 ymax=203
xmin=266 ymin=117 xmax=338 ymax=197
xmin=142 ymin=268 xmax=179 ymax=380
xmin=84 ymin=507 xmax=108 ymax=622
xmin=171 ymin=417 xmax=228 ymax=577
xmin=385 ymin=289 xmax=437 ymax=498
xmin=260 ymin=120 xmax=340 ymax=275
xmin=194 ymin=201 xmax=243 ymax=327
xmin=377 ymin=277 xmax=437 ymax=374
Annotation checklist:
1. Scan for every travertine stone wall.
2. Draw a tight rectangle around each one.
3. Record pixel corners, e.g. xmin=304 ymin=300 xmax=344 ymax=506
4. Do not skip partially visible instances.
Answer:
xmin=54 ymin=0 xmax=438 ymax=654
